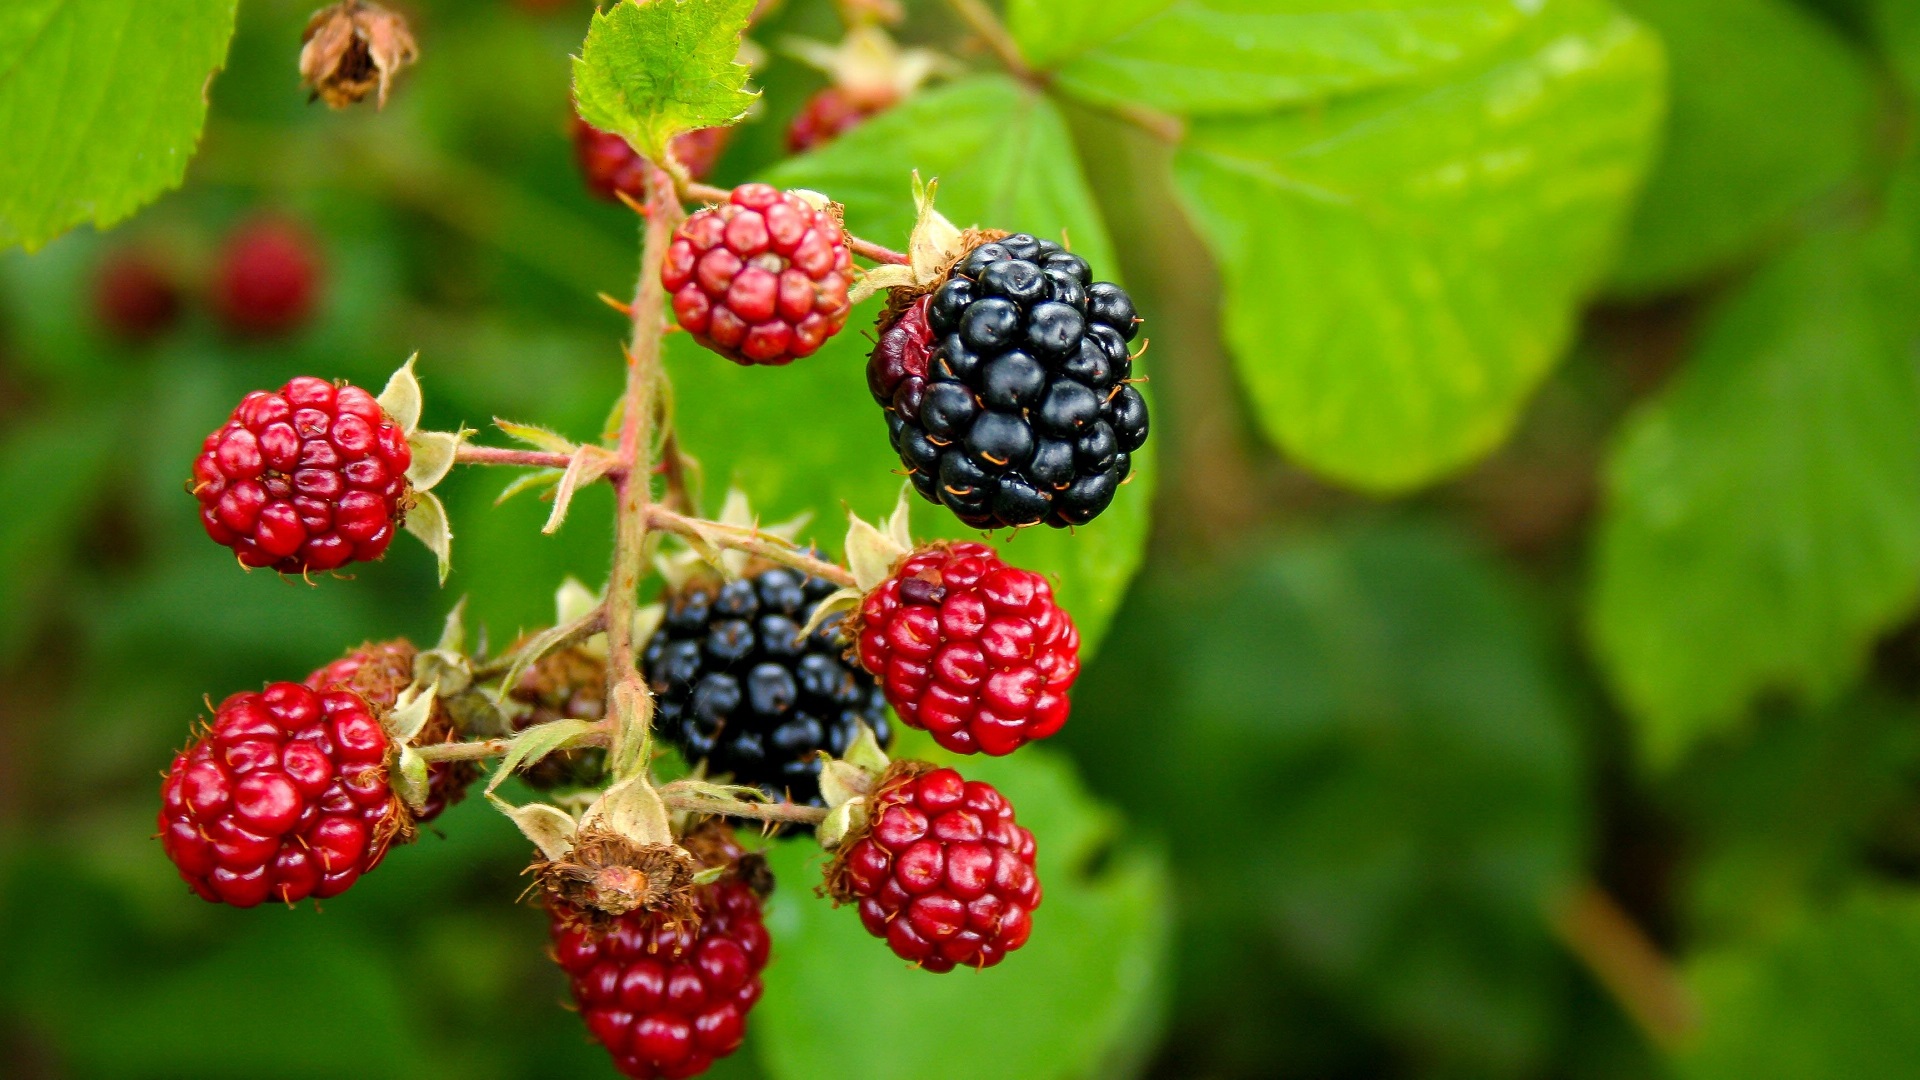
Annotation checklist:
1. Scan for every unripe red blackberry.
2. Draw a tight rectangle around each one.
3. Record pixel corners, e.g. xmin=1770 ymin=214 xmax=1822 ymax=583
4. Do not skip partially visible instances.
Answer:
xmin=662 ymin=184 xmax=852 ymax=366
xmin=853 ymin=542 xmax=1078 ymax=755
xmin=785 ymin=86 xmax=895 ymax=154
xmin=306 ymin=640 xmax=476 ymax=822
xmin=507 ymin=643 xmax=610 ymax=790
xmin=871 ymin=234 xmax=1147 ymax=529
xmin=93 ymin=248 xmax=182 ymax=343
xmin=190 ymin=376 xmax=413 ymax=573
xmin=158 ymin=682 xmax=409 ymax=906
xmin=827 ymin=764 xmax=1039 ymax=971
xmin=644 ymin=564 xmax=890 ymax=807
xmin=550 ymin=832 xmax=772 ymax=1079
xmin=573 ymin=117 xmax=729 ymax=203
xmin=212 ymin=217 xmax=320 ymax=338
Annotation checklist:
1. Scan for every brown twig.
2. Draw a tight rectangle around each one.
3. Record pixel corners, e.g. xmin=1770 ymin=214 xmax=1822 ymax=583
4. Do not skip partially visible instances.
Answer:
xmin=1549 ymin=881 xmax=1698 ymax=1051
xmin=942 ymin=0 xmax=1035 ymax=81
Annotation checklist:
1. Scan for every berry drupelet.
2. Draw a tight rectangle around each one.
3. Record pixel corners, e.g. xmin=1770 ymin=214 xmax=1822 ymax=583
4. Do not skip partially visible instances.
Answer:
xmin=854 ymin=542 xmax=1079 ymax=755
xmin=159 ymin=682 xmax=408 ymax=907
xmin=190 ymin=377 xmax=413 ymax=573
xmin=662 ymin=184 xmax=852 ymax=366
xmin=644 ymin=566 xmax=890 ymax=807
xmin=869 ymin=234 xmax=1148 ymax=529
xmin=828 ymin=764 xmax=1040 ymax=971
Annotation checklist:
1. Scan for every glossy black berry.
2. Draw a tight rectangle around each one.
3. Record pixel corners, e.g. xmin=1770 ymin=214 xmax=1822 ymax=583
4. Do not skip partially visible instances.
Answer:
xmin=644 ymin=566 xmax=891 ymax=809
xmin=866 ymin=233 xmax=1148 ymax=529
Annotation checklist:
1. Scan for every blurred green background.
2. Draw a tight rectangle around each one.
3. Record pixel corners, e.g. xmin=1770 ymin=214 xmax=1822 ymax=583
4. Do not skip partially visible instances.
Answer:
xmin=6 ymin=0 xmax=1920 ymax=1077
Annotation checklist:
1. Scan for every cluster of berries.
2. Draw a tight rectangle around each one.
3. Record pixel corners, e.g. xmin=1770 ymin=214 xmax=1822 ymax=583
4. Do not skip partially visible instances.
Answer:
xmin=167 ymin=157 xmax=1136 ymax=1075
xmin=96 ymin=216 xmax=321 ymax=344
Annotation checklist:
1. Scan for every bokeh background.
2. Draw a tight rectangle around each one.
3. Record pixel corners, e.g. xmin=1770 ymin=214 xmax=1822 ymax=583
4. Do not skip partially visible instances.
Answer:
xmin=6 ymin=0 xmax=1920 ymax=1077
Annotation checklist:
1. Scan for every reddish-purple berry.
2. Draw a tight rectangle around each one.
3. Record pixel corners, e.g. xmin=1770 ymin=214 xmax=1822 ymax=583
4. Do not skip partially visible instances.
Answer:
xmin=854 ymin=542 xmax=1079 ymax=755
xmin=662 ymin=183 xmax=852 ymax=366
xmin=190 ymin=377 xmax=413 ymax=573
xmin=828 ymin=765 xmax=1040 ymax=972
xmin=550 ymin=845 xmax=771 ymax=1079
xmin=158 ymin=682 xmax=408 ymax=907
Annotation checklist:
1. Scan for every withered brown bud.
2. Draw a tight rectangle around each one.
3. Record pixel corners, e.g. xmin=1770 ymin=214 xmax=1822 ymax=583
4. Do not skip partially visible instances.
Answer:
xmin=533 ymin=828 xmax=699 ymax=929
xmin=299 ymin=0 xmax=419 ymax=110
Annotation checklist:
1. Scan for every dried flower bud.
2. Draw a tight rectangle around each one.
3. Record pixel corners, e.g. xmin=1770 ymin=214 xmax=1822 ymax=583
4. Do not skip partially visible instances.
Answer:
xmin=299 ymin=0 xmax=418 ymax=110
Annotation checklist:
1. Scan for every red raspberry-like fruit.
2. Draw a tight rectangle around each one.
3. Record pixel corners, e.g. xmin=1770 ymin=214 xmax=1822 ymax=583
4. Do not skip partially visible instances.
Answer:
xmin=573 ymin=118 xmax=729 ymax=203
xmin=785 ymin=86 xmax=895 ymax=154
xmin=158 ymin=681 xmax=408 ymax=907
xmin=828 ymin=764 xmax=1040 ymax=972
xmin=662 ymin=183 xmax=852 ymax=365
xmin=94 ymin=248 xmax=182 ymax=343
xmin=191 ymin=376 xmax=413 ymax=573
xmin=306 ymin=640 xmax=477 ymax=822
xmin=550 ymin=864 xmax=771 ymax=1078
xmin=854 ymin=542 xmax=1080 ymax=755
xmin=212 ymin=217 xmax=320 ymax=338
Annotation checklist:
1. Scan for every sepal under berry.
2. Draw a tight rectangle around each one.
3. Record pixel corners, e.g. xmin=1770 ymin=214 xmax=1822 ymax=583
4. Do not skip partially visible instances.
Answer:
xmin=376 ymin=354 xmax=462 ymax=582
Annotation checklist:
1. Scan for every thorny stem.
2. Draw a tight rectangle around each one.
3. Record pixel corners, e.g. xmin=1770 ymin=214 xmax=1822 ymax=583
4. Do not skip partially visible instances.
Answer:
xmin=602 ymin=163 xmax=683 ymax=775
xmin=454 ymin=444 xmax=575 ymax=471
xmin=659 ymin=789 xmax=830 ymax=825
xmin=468 ymin=606 xmax=609 ymax=684
xmin=645 ymin=507 xmax=861 ymax=589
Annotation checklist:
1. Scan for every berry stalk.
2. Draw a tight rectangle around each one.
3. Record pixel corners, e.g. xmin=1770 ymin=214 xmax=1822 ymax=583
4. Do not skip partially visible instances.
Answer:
xmin=644 ymin=506 xmax=859 ymax=589
xmin=453 ymin=445 xmax=577 ymax=471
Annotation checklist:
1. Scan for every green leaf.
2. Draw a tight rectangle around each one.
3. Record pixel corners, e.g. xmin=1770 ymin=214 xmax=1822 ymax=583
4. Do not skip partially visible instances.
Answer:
xmin=1175 ymin=0 xmax=1664 ymax=491
xmin=1607 ymin=0 xmax=1875 ymax=296
xmin=1873 ymin=0 xmax=1920 ymax=102
xmin=754 ymin=735 xmax=1170 ymax=1080
xmin=1068 ymin=523 xmax=1585 ymax=1070
xmin=1004 ymin=0 xmax=1171 ymax=70
xmin=1589 ymin=228 xmax=1920 ymax=766
xmin=1049 ymin=0 xmax=1533 ymax=117
xmin=1677 ymin=892 xmax=1920 ymax=1080
xmin=0 ymin=0 xmax=237 ymax=251
xmin=667 ymin=75 xmax=1152 ymax=655
xmin=571 ymin=0 xmax=756 ymax=164
xmin=1670 ymin=698 xmax=1920 ymax=944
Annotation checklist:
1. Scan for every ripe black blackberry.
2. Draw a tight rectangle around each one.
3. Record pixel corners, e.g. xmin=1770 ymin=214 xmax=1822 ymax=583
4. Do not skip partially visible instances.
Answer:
xmin=869 ymin=234 xmax=1148 ymax=529
xmin=643 ymin=565 xmax=891 ymax=808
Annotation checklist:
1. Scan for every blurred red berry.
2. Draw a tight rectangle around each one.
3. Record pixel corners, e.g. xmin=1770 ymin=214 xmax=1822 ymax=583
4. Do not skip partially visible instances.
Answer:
xmin=573 ymin=118 xmax=730 ymax=203
xmin=212 ymin=217 xmax=320 ymax=338
xmin=158 ymin=681 xmax=408 ymax=907
xmin=661 ymin=183 xmax=852 ymax=365
xmin=828 ymin=764 xmax=1040 ymax=972
xmin=93 ymin=248 xmax=182 ymax=343
xmin=190 ymin=376 xmax=412 ymax=573
xmin=786 ymin=86 xmax=896 ymax=154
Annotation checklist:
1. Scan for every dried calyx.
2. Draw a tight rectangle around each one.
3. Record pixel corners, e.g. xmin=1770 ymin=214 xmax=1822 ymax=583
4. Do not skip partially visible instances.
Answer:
xmin=299 ymin=0 xmax=419 ymax=110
